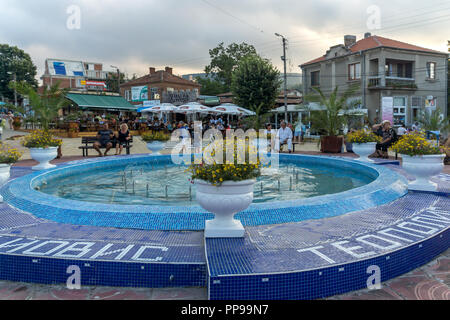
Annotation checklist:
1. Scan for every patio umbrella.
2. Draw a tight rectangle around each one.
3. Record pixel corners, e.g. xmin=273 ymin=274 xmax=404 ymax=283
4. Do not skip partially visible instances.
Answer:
xmin=176 ymin=102 xmax=213 ymax=114
xmin=212 ymin=104 xmax=256 ymax=116
xmin=141 ymin=103 xmax=178 ymax=113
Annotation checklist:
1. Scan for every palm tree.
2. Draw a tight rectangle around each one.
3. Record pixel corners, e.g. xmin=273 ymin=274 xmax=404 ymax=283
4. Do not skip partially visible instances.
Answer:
xmin=418 ymin=108 xmax=450 ymax=135
xmin=10 ymin=81 xmax=69 ymax=132
xmin=304 ymin=84 xmax=361 ymax=136
xmin=303 ymin=84 xmax=360 ymax=152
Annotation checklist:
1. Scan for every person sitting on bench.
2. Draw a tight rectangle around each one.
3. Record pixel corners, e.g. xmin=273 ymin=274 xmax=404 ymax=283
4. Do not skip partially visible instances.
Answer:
xmin=115 ymin=123 xmax=131 ymax=155
xmin=275 ymin=121 xmax=293 ymax=153
xmin=94 ymin=123 xmax=114 ymax=157
xmin=372 ymin=120 xmax=396 ymax=159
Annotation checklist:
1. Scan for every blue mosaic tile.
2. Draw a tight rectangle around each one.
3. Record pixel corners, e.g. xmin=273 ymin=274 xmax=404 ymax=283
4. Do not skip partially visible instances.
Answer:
xmin=1 ymin=154 xmax=409 ymax=231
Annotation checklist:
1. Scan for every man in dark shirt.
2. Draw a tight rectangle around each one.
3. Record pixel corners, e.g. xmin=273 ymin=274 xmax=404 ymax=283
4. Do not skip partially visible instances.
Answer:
xmin=94 ymin=123 xmax=114 ymax=157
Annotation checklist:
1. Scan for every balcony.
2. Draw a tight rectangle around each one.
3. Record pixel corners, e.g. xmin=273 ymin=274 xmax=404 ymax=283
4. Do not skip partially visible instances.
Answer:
xmin=368 ymin=76 xmax=417 ymax=90
xmin=86 ymin=70 xmax=108 ymax=80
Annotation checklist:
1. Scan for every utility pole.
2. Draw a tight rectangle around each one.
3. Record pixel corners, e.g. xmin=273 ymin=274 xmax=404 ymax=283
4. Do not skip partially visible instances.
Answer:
xmin=275 ymin=33 xmax=288 ymax=123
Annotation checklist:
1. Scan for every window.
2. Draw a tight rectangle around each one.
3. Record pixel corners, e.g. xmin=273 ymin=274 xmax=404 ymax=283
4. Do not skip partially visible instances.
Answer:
xmin=426 ymin=62 xmax=436 ymax=79
xmin=393 ymin=97 xmax=407 ymax=126
xmin=348 ymin=63 xmax=361 ymax=80
xmin=311 ymin=71 xmax=320 ymax=86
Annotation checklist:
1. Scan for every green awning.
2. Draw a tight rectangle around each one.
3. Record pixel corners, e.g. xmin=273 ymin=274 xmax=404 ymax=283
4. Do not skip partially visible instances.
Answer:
xmin=66 ymin=93 xmax=138 ymax=111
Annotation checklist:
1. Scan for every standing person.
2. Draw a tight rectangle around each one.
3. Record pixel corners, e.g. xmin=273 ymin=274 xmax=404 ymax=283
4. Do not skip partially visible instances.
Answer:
xmin=412 ymin=121 xmax=420 ymax=132
xmin=294 ymin=122 xmax=303 ymax=143
xmin=115 ymin=123 xmax=131 ymax=155
xmin=275 ymin=121 xmax=293 ymax=153
xmin=397 ymin=123 xmax=407 ymax=137
xmin=93 ymin=123 xmax=114 ymax=157
xmin=7 ymin=112 xmax=13 ymax=130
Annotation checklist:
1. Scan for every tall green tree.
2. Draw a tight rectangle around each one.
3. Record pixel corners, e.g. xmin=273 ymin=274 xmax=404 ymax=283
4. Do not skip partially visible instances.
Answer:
xmin=10 ymin=81 xmax=68 ymax=132
xmin=304 ymin=85 xmax=360 ymax=136
xmin=0 ymin=44 xmax=38 ymax=101
xmin=205 ymin=42 xmax=257 ymax=92
xmin=196 ymin=76 xmax=227 ymax=96
xmin=231 ymin=55 xmax=281 ymax=130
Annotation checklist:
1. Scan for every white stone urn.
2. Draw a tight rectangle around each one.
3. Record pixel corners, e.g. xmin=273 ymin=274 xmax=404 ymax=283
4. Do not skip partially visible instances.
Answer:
xmin=195 ymin=179 xmax=255 ymax=238
xmin=0 ymin=164 xmax=11 ymax=203
xmin=146 ymin=141 xmax=166 ymax=155
xmin=29 ymin=147 xmax=58 ymax=171
xmin=401 ymin=154 xmax=445 ymax=192
xmin=352 ymin=142 xmax=377 ymax=162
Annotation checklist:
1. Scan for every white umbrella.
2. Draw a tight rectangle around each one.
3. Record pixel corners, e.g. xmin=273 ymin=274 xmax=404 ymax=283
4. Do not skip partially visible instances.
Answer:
xmin=212 ymin=104 xmax=256 ymax=116
xmin=176 ymin=102 xmax=213 ymax=114
xmin=141 ymin=103 xmax=178 ymax=113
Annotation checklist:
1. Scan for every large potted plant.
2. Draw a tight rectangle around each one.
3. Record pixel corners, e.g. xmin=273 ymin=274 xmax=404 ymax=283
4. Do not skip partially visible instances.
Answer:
xmin=22 ymin=130 xmax=62 ymax=171
xmin=0 ymin=143 xmax=22 ymax=202
xmin=305 ymin=85 xmax=360 ymax=153
xmin=391 ymin=131 xmax=445 ymax=191
xmin=188 ymin=140 xmax=261 ymax=238
xmin=141 ymin=131 xmax=171 ymax=154
xmin=11 ymin=81 xmax=68 ymax=164
xmin=346 ymin=130 xmax=382 ymax=162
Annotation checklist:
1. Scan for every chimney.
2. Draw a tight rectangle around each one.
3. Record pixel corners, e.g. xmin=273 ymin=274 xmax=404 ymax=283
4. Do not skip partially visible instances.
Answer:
xmin=149 ymin=67 xmax=156 ymax=74
xmin=364 ymin=32 xmax=372 ymax=39
xmin=344 ymin=35 xmax=357 ymax=47
xmin=165 ymin=67 xmax=173 ymax=75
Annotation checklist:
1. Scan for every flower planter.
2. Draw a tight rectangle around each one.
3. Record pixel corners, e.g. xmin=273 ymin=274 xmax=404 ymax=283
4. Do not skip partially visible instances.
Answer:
xmin=320 ymin=136 xmax=343 ymax=153
xmin=401 ymin=154 xmax=445 ymax=192
xmin=146 ymin=141 xmax=166 ymax=155
xmin=195 ymin=179 xmax=255 ymax=238
xmin=29 ymin=147 xmax=58 ymax=171
xmin=0 ymin=164 xmax=11 ymax=203
xmin=352 ymin=143 xmax=377 ymax=162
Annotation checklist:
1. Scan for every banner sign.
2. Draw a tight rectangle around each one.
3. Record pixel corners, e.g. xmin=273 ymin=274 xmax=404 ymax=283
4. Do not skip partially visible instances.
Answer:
xmin=381 ymin=97 xmax=394 ymax=123
xmin=132 ymin=86 xmax=149 ymax=102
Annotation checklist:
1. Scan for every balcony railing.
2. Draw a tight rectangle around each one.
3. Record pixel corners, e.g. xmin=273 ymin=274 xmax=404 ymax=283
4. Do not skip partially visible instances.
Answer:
xmin=86 ymin=70 xmax=108 ymax=80
xmin=368 ymin=76 xmax=417 ymax=90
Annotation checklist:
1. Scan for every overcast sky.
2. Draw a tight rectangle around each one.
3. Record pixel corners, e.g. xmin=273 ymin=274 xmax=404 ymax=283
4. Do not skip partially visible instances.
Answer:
xmin=1 ymin=0 xmax=449 ymax=82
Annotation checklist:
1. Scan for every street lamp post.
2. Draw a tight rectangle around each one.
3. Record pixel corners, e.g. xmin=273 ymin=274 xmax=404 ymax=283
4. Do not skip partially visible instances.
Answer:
xmin=7 ymin=72 xmax=17 ymax=107
xmin=275 ymin=33 xmax=288 ymax=123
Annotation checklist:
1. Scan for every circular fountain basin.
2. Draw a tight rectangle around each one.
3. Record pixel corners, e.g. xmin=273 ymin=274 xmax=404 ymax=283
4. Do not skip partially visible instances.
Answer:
xmin=2 ymin=154 xmax=408 ymax=230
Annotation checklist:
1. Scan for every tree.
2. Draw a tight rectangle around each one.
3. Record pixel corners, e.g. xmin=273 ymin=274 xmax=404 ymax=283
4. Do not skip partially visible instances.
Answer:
xmin=205 ymin=42 xmax=257 ymax=92
xmin=231 ymin=55 xmax=281 ymax=130
xmin=196 ymin=76 xmax=227 ymax=96
xmin=304 ymin=84 xmax=360 ymax=136
xmin=106 ymin=71 xmax=126 ymax=93
xmin=0 ymin=44 xmax=38 ymax=101
xmin=10 ymin=81 xmax=69 ymax=132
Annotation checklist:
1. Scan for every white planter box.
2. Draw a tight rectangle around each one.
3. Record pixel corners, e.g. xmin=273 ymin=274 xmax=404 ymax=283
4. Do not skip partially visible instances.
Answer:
xmin=401 ymin=154 xmax=445 ymax=192
xmin=195 ymin=179 xmax=255 ymax=238
xmin=352 ymin=142 xmax=377 ymax=163
xmin=29 ymin=147 xmax=58 ymax=171
xmin=0 ymin=163 xmax=11 ymax=203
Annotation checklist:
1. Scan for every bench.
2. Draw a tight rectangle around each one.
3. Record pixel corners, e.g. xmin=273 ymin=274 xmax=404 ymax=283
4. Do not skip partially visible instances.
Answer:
xmin=79 ymin=136 xmax=133 ymax=157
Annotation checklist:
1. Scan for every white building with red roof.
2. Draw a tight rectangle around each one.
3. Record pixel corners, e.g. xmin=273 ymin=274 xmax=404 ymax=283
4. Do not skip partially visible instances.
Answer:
xmin=300 ymin=33 xmax=448 ymax=126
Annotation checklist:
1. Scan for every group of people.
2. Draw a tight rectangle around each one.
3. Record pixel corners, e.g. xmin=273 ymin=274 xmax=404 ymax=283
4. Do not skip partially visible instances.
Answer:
xmin=94 ymin=123 xmax=131 ymax=157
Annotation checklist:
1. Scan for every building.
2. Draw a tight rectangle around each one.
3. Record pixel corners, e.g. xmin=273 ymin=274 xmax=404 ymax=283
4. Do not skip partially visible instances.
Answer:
xmin=121 ymin=67 xmax=201 ymax=107
xmin=183 ymin=72 xmax=303 ymax=91
xmin=217 ymin=91 xmax=302 ymax=107
xmin=41 ymin=58 xmax=112 ymax=92
xmin=300 ymin=33 xmax=449 ymax=126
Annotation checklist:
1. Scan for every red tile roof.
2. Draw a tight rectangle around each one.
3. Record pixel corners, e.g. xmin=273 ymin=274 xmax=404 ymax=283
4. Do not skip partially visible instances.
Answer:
xmin=121 ymin=70 xmax=200 ymax=88
xmin=301 ymin=35 xmax=446 ymax=67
